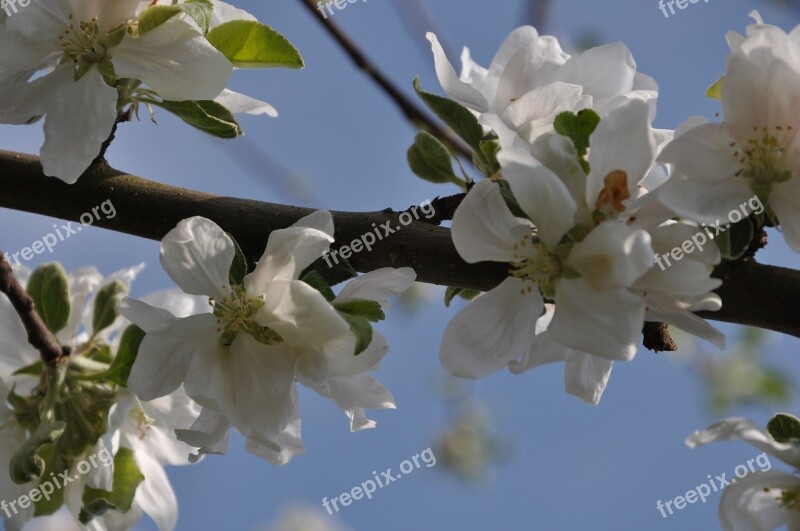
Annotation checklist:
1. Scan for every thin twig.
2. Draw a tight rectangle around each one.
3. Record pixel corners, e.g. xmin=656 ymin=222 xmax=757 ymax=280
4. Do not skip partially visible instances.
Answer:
xmin=298 ymin=0 xmax=474 ymax=161
xmin=0 ymin=253 xmax=69 ymax=366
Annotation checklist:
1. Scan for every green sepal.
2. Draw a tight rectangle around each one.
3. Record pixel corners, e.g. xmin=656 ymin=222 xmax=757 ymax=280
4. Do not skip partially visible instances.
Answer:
xmin=92 ymin=281 xmax=126 ymax=337
xmin=79 ymin=448 xmax=145 ymax=525
xmin=301 ymin=270 xmax=336 ymax=302
xmin=706 ymin=75 xmax=724 ymax=100
xmin=716 ymin=217 xmax=754 ymax=261
xmin=227 ymin=233 xmax=248 ymax=286
xmin=767 ymin=413 xmax=800 ymax=444
xmin=444 ymin=287 xmax=480 ymax=307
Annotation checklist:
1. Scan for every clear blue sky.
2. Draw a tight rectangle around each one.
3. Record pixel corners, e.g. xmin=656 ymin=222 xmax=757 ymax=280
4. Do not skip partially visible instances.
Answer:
xmin=2 ymin=0 xmax=800 ymax=530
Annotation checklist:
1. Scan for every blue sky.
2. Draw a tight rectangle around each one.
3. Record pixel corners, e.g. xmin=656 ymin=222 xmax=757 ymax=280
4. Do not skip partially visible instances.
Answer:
xmin=2 ymin=0 xmax=800 ymax=529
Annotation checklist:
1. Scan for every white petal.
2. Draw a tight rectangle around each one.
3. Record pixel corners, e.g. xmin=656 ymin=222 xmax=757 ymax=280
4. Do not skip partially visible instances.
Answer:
xmin=551 ymin=278 xmax=643 ymax=361
xmin=567 ymin=221 xmax=653 ymax=290
xmin=292 ymin=209 xmax=335 ymax=237
xmin=111 ymin=17 xmax=231 ymax=101
xmin=586 ymin=99 xmax=656 ymax=205
xmin=557 ymin=42 xmax=637 ymax=108
xmin=498 ymin=82 xmax=591 ymax=144
xmin=564 ymin=351 xmax=613 ymax=405
xmin=256 ymin=280 xmax=349 ymax=348
xmin=120 ymin=297 xmax=175 ymax=333
xmin=492 ymin=36 xmax=570 ymax=109
xmin=439 ymin=277 xmax=543 ymax=379
xmin=131 ymin=453 xmax=179 ymax=531
xmin=686 ymin=418 xmax=800 ymax=468
xmin=658 ymin=123 xmax=743 ymax=184
xmin=127 ymin=313 xmax=219 ymax=400
xmin=335 ymin=267 xmax=416 ymax=307
xmin=245 ymin=414 xmax=305 ymax=466
xmin=244 ymin=226 xmax=333 ymax=292
xmin=209 ymin=0 xmax=257 ymax=27
xmin=656 ymin=175 xmax=754 ymax=225
xmin=174 ymin=406 xmax=231 ymax=461
xmin=426 ymin=32 xmax=489 ymax=111
xmin=40 ymin=66 xmax=118 ymax=183
xmin=502 ymin=146 xmax=578 ymax=247
xmin=160 ymin=216 xmax=234 ymax=300
xmin=227 ymin=334 xmax=298 ymax=439
xmin=718 ymin=471 xmax=800 ymax=531
xmin=215 ymin=88 xmax=277 ymax=117
xmin=320 ymin=330 xmax=388 ymax=379
xmin=451 ymin=179 xmax=532 ymax=263
xmin=509 ymin=306 xmax=571 ymax=374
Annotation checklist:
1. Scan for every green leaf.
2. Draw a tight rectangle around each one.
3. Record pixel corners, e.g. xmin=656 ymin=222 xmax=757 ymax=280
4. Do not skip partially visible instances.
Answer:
xmin=80 ymin=448 xmax=145 ymax=525
xmin=333 ymin=299 xmax=385 ymax=322
xmin=413 ymin=77 xmax=492 ymax=171
xmin=138 ymin=5 xmax=182 ymax=34
xmin=444 ymin=287 xmax=480 ymax=307
xmin=92 ymin=281 xmax=126 ymax=337
xmin=206 ymin=21 xmax=304 ymax=69
xmin=767 ymin=413 xmax=800 ymax=443
xmin=706 ymin=75 xmax=724 ymax=100
xmin=407 ymin=131 xmax=461 ymax=185
xmin=10 ymin=421 xmax=66 ymax=484
xmin=180 ymin=0 xmax=214 ymax=35
xmin=149 ymin=99 xmax=242 ymax=138
xmin=716 ymin=217 xmax=754 ymax=261
xmin=104 ymin=325 xmax=146 ymax=387
xmin=13 ymin=360 xmax=43 ymax=377
xmin=138 ymin=0 xmax=213 ymax=35
xmin=27 ymin=263 xmax=71 ymax=334
xmin=553 ymin=109 xmax=601 ymax=171
xmin=301 ymin=270 xmax=336 ymax=302
xmin=300 ymin=256 xmax=358 ymax=288
xmin=227 ymin=233 xmax=247 ymax=286
xmin=33 ymin=446 xmax=69 ymax=516
xmin=338 ymin=312 xmax=373 ymax=356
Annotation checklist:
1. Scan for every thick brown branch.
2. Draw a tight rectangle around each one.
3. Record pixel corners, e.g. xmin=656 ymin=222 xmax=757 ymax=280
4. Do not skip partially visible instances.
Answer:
xmin=0 ymin=252 xmax=68 ymax=365
xmin=1 ymin=150 xmax=799 ymax=338
xmin=298 ymin=0 xmax=473 ymax=161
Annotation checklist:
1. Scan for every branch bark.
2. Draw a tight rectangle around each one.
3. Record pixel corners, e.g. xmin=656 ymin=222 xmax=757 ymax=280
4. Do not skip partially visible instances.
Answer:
xmin=1 ymin=150 xmax=799 ymax=338
xmin=0 ymin=252 xmax=68 ymax=365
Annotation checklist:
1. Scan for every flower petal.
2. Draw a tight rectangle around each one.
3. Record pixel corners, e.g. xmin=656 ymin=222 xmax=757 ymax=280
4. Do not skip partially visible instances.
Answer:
xmin=215 ymin=88 xmax=277 ymax=117
xmin=551 ymin=278 xmax=644 ymax=361
xmin=335 ymin=267 xmax=416 ymax=307
xmin=564 ymin=351 xmax=613 ymax=405
xmin=111 ymin=17 xmax=231 ymax=101
xmin=451 ymin=179 xmax=532 ymax=263
xmin=718 ymin=471 xmax=800 ymax=531
xmin=256 ymin=280 xmax=349 ymax=348
xmin=440 ymin=277 xmax=543 ymax=379
xmin=686 ymin=418 xmax=800 ymax=468
xmin=426 ymin=32 xmax=489 ymax=111
xmin=39 ymin=66 xmax=118 ymax=183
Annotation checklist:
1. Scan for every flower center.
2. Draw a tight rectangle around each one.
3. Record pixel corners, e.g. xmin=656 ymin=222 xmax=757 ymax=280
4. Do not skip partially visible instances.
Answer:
xmin=734 ymin=126 xmax=793 ymax=191
xmin=213 ymin=287 xmax=281 ymax=347
xmin=59 ymin=14 xmax=106 ymax=64
xmin=509 ymin=235 xmax=564 ymax=299
xmin=133 ymin=408 xmax=155 ymax=440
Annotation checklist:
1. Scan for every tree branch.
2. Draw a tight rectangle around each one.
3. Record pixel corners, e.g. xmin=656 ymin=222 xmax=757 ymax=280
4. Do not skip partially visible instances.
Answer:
xmin=0 ymin=252 xmax=68 ymax=365
xmin=1 ymin=150 xmax=799 ymax=339
xmin=298 ymin=0 xmax=474 ymax=161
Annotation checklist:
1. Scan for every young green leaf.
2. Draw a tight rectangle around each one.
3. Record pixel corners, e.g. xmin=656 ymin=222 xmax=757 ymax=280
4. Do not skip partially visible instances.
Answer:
xmin=716 ymin=217 xmax=754 ymax=261
xmin=407 ymin=131 xmax=462 ymax=185
xmin=27 ymin=263 xmax=71 ymax=334
xmin=207 ymin=21 xmax=304 ymax=68
xmin=333 ymin=299 xmax=385 ymax=322
xmin=10 ymin=421 xmax=66 ymax=484
xmin=228 ymin=233 xmax=248 ymax=286
xmin=148 ymin=99 xmax=242 ymax=138
xmin=706 ymin=75 xmax=724 ymax=100
xmin=338 ymin=312 xmax=373 ymax=356
xmin=103 ymin=325 xmax=146 ymax=387
xmin=553 ymin=109 xmax=601 ymax=172
xmin=301 ymin=270 xmax=336 ymax=302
